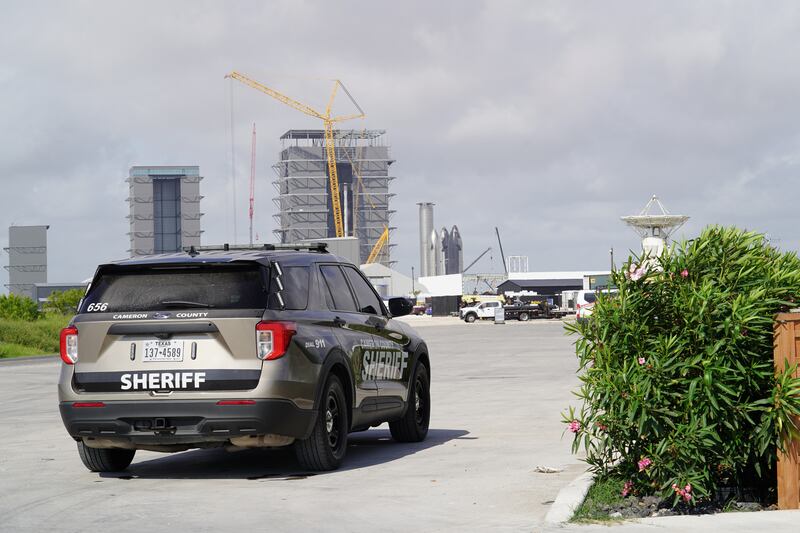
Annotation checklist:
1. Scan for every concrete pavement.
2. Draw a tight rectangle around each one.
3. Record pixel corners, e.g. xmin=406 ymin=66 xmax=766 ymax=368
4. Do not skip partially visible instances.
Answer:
xmin=0 ymin=318 xmax=586 ymax=532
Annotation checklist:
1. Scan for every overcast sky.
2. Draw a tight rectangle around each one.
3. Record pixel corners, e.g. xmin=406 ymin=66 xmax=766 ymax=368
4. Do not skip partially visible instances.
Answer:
xmin=2 ymin=0 xmax=799 ymax=289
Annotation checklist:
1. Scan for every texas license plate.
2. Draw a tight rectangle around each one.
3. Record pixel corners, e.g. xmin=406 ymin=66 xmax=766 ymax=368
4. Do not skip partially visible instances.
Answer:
xmin=142 ymin=340 xmax=184 ymax=362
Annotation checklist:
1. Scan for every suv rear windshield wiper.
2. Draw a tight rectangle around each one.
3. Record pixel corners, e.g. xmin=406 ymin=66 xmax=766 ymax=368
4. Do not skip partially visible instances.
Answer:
xmin=159 ymin=300 xmax=215 ymax=309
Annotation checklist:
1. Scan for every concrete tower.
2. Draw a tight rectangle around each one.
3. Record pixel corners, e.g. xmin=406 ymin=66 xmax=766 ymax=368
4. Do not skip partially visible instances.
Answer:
xmin=127 ymin=166 xmax=203 ymax=256
xmin=4 ymin=225 xmax=48 ymax=299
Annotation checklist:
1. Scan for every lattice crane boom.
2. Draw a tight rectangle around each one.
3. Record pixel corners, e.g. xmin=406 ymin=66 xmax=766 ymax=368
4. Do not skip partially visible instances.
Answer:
xmin=225 ymin=71 xmax=365 ymax=238
xmin=366 ymin=226 xmax=389 ymax=264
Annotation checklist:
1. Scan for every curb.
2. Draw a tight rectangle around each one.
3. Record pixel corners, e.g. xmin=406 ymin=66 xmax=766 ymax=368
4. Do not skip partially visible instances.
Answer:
xmin=544 ymin=470 xmax=594 ymax=525
xmin=0 ymin=354 xmax=58 ymax=365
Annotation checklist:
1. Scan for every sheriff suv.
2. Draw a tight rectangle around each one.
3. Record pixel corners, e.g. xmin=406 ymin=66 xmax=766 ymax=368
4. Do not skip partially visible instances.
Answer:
xmin=58 ymin=243 xmax=431 ymax=472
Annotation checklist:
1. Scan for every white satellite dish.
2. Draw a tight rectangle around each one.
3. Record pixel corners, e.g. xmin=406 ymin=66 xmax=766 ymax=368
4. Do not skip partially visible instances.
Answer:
xmin=621 ymin=195 xmax=689 ymax=260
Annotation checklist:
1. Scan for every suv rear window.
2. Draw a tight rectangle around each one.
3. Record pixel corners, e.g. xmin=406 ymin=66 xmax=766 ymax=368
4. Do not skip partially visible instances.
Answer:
xmin=80 ymin=264 xmax=268 ymax=312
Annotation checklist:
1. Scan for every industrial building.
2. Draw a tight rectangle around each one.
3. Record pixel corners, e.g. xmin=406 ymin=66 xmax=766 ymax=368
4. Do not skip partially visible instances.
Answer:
xmin=417 ymin=203 xmax=463 ymax=276
xmin=273 ymin=130 xmax=395 ymax=266
xmin=32 ymin=282 xmax=88 ymax=306
xmin=497 ymin=277 xmax=583 ymax=295
xmin=4 ymin=225 xmax=48 ymax=299
xmin=360 ymin=263 xmax=427 ymax=298
xmin=126 ymin=166 xmax=204 ymax=256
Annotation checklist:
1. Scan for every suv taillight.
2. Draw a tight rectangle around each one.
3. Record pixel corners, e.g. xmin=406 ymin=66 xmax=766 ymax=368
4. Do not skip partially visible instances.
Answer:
xmin=60 ymin=326 xmax=79 ymax=364
xmin=256 ymin=321 xmax=296 ymax=360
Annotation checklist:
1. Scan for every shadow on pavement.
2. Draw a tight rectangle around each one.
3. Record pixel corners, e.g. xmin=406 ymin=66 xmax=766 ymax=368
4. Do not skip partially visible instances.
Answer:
xmin=100 ymin=428 xmax=471 ymax=480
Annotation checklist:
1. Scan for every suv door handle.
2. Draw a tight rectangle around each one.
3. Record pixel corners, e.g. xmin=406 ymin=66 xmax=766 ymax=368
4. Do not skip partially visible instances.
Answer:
xmin=333 ymin=316 xmax=346 ymax=328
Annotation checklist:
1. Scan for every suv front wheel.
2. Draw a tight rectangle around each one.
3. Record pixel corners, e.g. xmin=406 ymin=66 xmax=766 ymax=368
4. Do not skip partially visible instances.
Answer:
xmin=295 ymin=374 xmax=349 ymax=471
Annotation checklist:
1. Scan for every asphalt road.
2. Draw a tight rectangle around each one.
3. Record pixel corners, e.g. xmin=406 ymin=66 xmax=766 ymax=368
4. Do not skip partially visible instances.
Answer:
xmin=0 ymin=317 xmax=585 ymax=532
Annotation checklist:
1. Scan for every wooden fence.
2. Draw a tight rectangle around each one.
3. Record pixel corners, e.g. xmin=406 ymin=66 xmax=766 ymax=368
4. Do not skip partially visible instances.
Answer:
xmin=774 ymin=313 xmax=800 ymax=509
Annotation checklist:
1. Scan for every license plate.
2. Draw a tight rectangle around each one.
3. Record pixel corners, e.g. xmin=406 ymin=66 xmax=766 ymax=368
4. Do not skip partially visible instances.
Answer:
xmin=142 ymin=340 xmax=184 ymax=362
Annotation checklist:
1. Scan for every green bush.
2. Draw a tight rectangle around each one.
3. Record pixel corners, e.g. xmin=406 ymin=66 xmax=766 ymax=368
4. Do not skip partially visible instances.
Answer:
xmin=42 ymin=288 xmax=84 ymax=316
xmin=0 ymin=315 xmax=68 ymax=354
xmin=0 ymin=293 xmax=40 ymax=320
xmin=564 ymin=226 xmax=800 ymax=505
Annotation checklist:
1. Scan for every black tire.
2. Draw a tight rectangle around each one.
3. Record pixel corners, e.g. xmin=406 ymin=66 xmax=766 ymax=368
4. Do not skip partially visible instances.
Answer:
xmin=77 ymin=441 xmax=135 ymax=472
xmin=390 ymin=363 xmax=430 ymax=443
xmin=464 ymin=313 xmax=476 ymax=323
xmin=295 ymin=374 xmax=349 ymax=471
xmin=519 ymin=312 xmax=530 ymax=322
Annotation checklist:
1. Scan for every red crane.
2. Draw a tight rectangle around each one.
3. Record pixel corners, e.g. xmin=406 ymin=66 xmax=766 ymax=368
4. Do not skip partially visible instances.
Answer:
xmin=249 ymin=123 xmax=256 ymax=246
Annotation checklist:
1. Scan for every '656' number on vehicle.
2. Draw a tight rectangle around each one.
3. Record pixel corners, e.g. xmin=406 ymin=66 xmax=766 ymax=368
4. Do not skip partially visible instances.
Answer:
xmin=86 ymin=302 xmax=108 ymax=312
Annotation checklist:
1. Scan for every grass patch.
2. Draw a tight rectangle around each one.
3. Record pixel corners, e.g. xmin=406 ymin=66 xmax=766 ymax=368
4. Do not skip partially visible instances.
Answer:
xmin=0 ymin=342 xmax=47 ymax=358
xmin=570 ymin=475 xmax=626 ymax=523
xmin=0 ymin=315 xmax=69 ymax=356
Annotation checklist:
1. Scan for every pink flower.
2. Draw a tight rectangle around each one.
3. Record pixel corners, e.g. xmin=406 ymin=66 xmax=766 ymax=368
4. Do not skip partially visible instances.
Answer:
xmin=680 ymin=269 xmax=689 ymax=278
xmin=568 ymin=420 xmax=581 ymax=433
xmin=621 ymin=480 xmax=634 ymax=497
xmin=672 ymin=482 xmax=693 ymax=503
xmin=628 ymin=264 xmax=645 ymax=281
xmin=638 ymin=357 xmax=646 ymax=365
xmin=637 ymin=457 xmax=652 ymax=472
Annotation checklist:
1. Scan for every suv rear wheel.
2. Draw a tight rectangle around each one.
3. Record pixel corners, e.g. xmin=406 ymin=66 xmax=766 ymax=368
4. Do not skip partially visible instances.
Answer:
xmin=294 ymin=374 xmax=349 ymax=471
xmin=77 ymin=441 xmax=135 ymax=472
xmin=390 ymin=364 xmax=430 ymax=442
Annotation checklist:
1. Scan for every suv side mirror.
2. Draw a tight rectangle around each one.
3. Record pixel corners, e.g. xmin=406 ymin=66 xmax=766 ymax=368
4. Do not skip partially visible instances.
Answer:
xmin=388 ymin=297 xmax=413 ymax=317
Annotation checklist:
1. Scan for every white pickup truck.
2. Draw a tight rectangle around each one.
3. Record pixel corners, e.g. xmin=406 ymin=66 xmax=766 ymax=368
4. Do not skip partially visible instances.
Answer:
xmin=459 ymin=301 xmax=503 ymax=322
xmin=460 ymin=300 xmax=570 ymax=323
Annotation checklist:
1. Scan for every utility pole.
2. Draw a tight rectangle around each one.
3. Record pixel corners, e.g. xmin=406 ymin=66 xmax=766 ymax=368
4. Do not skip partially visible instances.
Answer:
xmin=610 ymin=247 xmax=615 ymax=272
xmin=411 ymin=266 xmax=415 ymax=294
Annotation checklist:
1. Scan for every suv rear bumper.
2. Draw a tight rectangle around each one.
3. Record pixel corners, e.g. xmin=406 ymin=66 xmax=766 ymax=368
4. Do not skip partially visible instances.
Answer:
xmin=59 ymin=399 xmax=316 ymax=445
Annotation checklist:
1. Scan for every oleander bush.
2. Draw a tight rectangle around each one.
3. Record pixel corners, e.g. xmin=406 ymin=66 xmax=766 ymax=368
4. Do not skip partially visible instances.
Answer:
xmin=564 ymin=226 xmax=800 ymax=506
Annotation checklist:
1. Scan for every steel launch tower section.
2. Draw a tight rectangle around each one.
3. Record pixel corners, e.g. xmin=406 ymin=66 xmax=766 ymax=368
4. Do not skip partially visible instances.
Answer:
xmin=273 ymin=130 xmax=395 ymax=266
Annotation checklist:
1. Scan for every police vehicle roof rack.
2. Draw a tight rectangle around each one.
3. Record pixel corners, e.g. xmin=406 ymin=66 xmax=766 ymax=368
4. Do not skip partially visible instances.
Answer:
xmin=185 ymin=243 xmax=328 ymax=257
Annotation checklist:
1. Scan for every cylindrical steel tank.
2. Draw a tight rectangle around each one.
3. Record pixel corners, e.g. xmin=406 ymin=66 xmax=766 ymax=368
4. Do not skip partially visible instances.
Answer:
xmin=418 ymin=202 xmax=435 ymax=277
xmin=450 ymin=225 xmax=463 ymax=274
xmin=431 ymin=228 xmax=442 ymax=276
xmin=440 ymin=227 xmax=450 ymax=276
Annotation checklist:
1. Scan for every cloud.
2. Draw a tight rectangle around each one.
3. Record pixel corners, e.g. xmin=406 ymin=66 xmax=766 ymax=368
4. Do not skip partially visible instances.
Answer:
xmin=2 ymin=0 xmax=800 ymax=289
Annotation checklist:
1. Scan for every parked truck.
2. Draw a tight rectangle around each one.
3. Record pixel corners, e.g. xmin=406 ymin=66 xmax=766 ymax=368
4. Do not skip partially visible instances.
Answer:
xmin=460 ymin=300 xmax=568 ymax=322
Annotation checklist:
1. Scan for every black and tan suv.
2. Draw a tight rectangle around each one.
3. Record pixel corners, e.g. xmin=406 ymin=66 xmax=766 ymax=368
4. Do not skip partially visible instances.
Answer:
xmin=58 ymin=243 xmax=431 ymax=472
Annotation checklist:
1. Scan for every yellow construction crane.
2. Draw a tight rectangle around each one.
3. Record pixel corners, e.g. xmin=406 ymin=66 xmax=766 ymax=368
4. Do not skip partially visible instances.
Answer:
xmin=225 ymin=71 xmax=365 ymax=238
xmin=366 ymin=226 xmax=389 ymax=264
